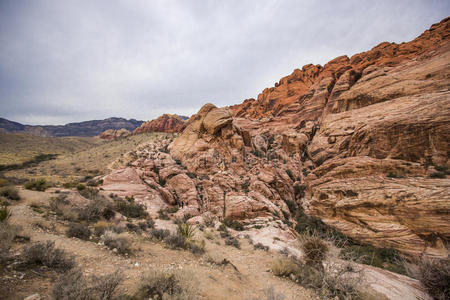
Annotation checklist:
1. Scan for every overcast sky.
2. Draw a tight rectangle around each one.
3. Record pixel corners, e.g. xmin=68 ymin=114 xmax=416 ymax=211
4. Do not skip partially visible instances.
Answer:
xmin=0 ymin=1 xmax=449 ymax=125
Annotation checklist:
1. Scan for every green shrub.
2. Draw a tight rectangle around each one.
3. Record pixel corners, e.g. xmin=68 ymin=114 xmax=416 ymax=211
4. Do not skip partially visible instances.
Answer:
xmin=294 ymin=184 xmax=306 ymax=198
xmin=0 ymin=186 xmax=20 ymax=200
xmin=286 ymin=169 xmax=295 ymax=181
xmin=167 ymin=206 xmax=179 ymax=214
xmin=52 ymin=268 xmax=122 ymax=300
xmin=224 ymin=236 xmax=240 ymax=249
xmin=254 ymin=242 xmax=269 ymax=251
xmin=24 ymin=179 xmax=49 ymax=191
xmin=339 ymin=244 xmax=405 ymax=274
xmin=0 ymin=206 xmax=11 ymax=222
xmin=177 ymin=223 xmax=196 ymax=239
xmin=114 ymin=196 xmax=147 ymax=219
xmin=138 ymin=219 xmax=155 ymax=231
xmin=22 ymin=241 xmax=75 ymax=271
xmin=429 ymin=172 xmax=446 ymax=179
xmin=66 ymin=222 xmax=91 ymax=240
xmin=223 ymin=217 xmax=244 ymax=231
xmin=0 ymin=178 xmax=10 ymax=187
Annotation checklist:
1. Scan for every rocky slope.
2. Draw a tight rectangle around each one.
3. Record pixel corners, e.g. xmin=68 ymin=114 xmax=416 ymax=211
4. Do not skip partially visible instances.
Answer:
xmin=0 ymin=117 xmax=143 ymax=137
xmin=133 ymin=114 xmax=186 ymax=134
xmin=98 ymin=128 xmax=131 ymax=140
xmin=102 ymin=18 xmax=449 ymax=262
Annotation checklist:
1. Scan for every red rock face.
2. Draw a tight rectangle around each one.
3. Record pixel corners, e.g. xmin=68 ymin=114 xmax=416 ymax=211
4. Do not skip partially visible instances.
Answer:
xmin=133 ymin=114 xmax=186 ymax=134
xmin=230 ymin=17 xmax=450 ymax=121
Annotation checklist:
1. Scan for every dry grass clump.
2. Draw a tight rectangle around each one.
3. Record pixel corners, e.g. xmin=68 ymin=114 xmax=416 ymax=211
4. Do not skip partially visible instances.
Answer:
xmin=102 ymin=230 xmax=131 ymax=255
xmin=22 ymin=241 xmax=75 ymax=271
xmin=135 ymin=268 xmax=197 ymax=300
xmin=49 ymin=194 xmax=79 ymax=221
xmin=0 ymin=206 xmax=11 ymax=222
xmin=406 ymin=256 xmax=450 ymax=300
xmin=271 ymin=258 xmax=301 ymax=277
xmin=300 ymin=233 xmax=329 ymax=265
xmin=52 ymin=268 xmax=122 ymax=300
xmin=0 ymin=222 xmax=20 ymax=262
xmin=66 ymin=222 xmax=91 ymax=240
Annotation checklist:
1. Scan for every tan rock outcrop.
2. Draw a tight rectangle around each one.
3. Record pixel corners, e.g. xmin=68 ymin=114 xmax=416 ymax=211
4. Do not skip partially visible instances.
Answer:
xmin=98 ymin=128 xmax=131 ymax=140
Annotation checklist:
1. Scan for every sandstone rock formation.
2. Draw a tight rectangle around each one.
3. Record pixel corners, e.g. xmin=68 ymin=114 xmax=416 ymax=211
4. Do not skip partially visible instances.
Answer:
xmin=169 ymin=17 xmax=450 ymax=258
xmin=133 ymin=114 xmax=186 ymax=134
xmin=98 ymin=128 xmax=131 ymax=140
xmin=103 ymin=18 xmax=450 ymax=261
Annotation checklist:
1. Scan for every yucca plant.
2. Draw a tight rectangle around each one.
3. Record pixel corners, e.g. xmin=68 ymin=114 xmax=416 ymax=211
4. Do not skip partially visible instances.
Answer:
xmin=0 ymin=206 xmax=11 ymax=223
xmin=177 ymin=223 xmax=196 ymax=240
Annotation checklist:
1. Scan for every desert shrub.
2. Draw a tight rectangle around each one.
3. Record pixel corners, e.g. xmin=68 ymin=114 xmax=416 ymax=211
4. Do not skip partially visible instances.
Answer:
xmin=203 ymin=214 xmax=215 ymax=227
xmin=135 ymin=269 xmax=196 ymax=300
xmin=24 ymin=178 xmax=49 ymax=191
xmin=157 ymin=209 xmax=170 ymax=220
xmin=241 ymin=180 xmax=250 ymax=194
xmin=224 ymin=236 xmax=240 ymax=249
xmin=294 ymin=184 xmax=306 ymax=198
xmin=0 ymin=186 xmax=20 ymax=200
xmin=283 ymin=199 xmax=297 ymax=214
xmin=254 ymin=242 xmax=269 ymax=251
xmin=434 ymin=165 xmax=449 ymax=173
xmin=164 ymin=233 xmax=187 ymax=249
xmin=138 ymin=219 xmax=155 ymax=231
xmin=186 ymin=172 xmax=197 ymax=179
xmin=52 ymin=268 xmax=122 ymax=300
xmin=66 ymin=222 xmax=91 ymax=240
xmin=22 ymin=241 xmax=74 ymax=271
xmin=167 ymin=206 xmax=179 ymax=214
xmin=286 ymin=169 xmax=295 ymax=181
xmin=339 ymin=244 xmax=405 ymax=274
xmin=271 ymin=258 xmax=301 ymax=277
xmin=406 ymin=257 xmax=450 ymax=300
xmin=151 ymin=228 xmax=170 ymax=241
xmin=187 ymin=240 xmax=205 ymax=256
xmin=0 ymin=222 xmax=19 ymax=262
xmin=0 ymin=178 xmax=10 ymax=187
xmin=387 ymin=172 xmax=398 ymax=178
xmin=103 ymin=231 xmax=131 ymax=254
xmin=223 ymin=217 xmax=244 ymax=231
xmin=76 ymin=183 xmax=86 ymax=191
xmin=300 ymin=234 xmax=329 ymax=265
xmin=79 ymin=196 xmax=113 ymax=221
xmin=0 ymin=206 xmax=11 ymax=222
xmin=93 ymin=221 xmax=111 ymax=237
xmin=429 ymin=172 xmax=446 ymax=178
xmin=177 ymin=223 xmax=196 ymax=239
xmin=114 ymin=196 xmax=147 ymax=219
xmin=50 ymin=194 xmax=79 ymax=221
xmin=126 ymin=222 xmax=142 ymax=234
xmin=79 ymin=187 xmax=99 ymax=200
xmin=321 ymin=262 xmax=363 ymax=299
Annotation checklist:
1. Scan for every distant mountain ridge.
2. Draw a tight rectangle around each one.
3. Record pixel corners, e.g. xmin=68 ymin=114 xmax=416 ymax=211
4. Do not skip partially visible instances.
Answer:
xmin=0 ymin=117 xmax=144 ymax=137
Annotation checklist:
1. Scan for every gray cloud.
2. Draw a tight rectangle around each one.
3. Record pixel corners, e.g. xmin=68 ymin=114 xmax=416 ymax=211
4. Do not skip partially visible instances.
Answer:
xmin=0 ymin=0 xmax=449 ymax=124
